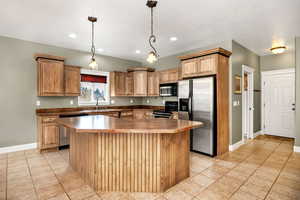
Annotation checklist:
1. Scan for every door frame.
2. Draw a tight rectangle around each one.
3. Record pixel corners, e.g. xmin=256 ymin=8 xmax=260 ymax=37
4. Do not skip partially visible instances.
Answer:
xmin=242 ymin=65 xmax=255 ymax=140
xmin=261 ymin=68 xmax=295 ymax=135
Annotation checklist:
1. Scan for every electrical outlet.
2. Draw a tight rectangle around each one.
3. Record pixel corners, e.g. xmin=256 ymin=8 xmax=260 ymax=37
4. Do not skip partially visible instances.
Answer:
xmin=111 ymin=100 xmax=115 ymax=104
xmin=70 ymin=100 xmax=74 ymax=105
xmin=36 ymin=100 xmax=40 ymax=106
xmin=146 ymin=99 xmax=150 ymax=104
xmin=130 ymin=99 xmax=134 ymax=104
xmin=162 ymin=100 xmax=165 ymax=104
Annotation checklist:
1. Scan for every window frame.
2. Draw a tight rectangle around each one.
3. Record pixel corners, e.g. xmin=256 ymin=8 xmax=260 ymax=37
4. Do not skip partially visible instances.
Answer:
xmin=78 ymin=69 xmax=110 ymax=106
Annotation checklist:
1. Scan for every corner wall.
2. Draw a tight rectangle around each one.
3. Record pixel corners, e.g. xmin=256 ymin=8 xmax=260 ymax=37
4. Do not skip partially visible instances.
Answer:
xmin=231 ymin=41 xmax=261 ymax=145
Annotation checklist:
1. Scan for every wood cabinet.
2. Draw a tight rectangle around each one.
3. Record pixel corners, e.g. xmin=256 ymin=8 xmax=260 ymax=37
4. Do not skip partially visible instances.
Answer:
xmin=125 ymin=72 xmax=134 ymax=96
xmin=64 ymin=65 xmax=81 ymax=96
xmin=133 ymin=109 xmax=153 ymax=120
xmin=110 ymin=72 xmax=126 ymax=96
xmin=159 ymin=68 xmax=178 ymax=84
xmin=38 ymin=116 xmax=59 ymax=151
xmin=181 ymin=55 xmax=217 ymax=78
xmin=120 ymin=110 xmax=133 ymax=119
xmin=133 ymin=71 xmax=148 ymax=96
xmin=37 ymin=58 xmax=65 ymax=96
xmin=147 ymin=72 xmax=160 ymax=96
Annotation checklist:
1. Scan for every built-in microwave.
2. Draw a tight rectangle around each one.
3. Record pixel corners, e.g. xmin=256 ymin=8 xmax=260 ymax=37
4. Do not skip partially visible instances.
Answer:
xmin=159 ymin=83 xmax=177 ymax=97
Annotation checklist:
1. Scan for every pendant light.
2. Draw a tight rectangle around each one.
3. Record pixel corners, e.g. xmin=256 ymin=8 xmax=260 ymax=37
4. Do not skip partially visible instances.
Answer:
xmin=88 ymin=16 xmax=98 ymax=69
xmin=146 ymin=0 xmax=159 ymax=63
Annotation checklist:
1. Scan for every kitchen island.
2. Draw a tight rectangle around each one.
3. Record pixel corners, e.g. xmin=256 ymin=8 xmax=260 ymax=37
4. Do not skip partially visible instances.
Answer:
xmin=56 ymin=115 xmax=202 ymax=192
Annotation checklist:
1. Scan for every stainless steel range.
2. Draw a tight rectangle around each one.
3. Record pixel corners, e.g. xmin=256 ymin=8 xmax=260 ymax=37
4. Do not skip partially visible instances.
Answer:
xmin=153 ymin=101 xmax=178 ymax=118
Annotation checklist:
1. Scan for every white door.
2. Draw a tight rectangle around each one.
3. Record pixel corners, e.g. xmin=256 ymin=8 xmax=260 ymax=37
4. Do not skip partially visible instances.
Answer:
xmin=263 ymin=71 xmax=295 ymax=138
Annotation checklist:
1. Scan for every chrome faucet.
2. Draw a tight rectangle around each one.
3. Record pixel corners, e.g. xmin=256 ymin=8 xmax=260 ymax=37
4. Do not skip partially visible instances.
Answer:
xmin=95 ymin=96 xmax=106 ymax=110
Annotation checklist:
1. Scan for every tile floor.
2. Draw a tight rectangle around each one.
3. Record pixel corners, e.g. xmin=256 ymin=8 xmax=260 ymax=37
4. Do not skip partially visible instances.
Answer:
xmin=0 ymin=135 xmax=299 ymax=200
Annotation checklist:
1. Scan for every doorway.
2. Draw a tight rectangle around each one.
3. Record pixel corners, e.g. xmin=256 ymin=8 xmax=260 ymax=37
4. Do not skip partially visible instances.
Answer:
xmin=261 ymin=68 xmax=295 ymax=138
xmin=242 ymin=65 xmax=254 ymax=140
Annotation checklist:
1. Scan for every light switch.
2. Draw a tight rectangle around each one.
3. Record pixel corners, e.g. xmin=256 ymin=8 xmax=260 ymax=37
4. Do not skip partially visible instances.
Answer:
xmin=233 ymin=101 xmax=239 ymax=107
xmin=36 ymin=100 xmax=40 ymax=106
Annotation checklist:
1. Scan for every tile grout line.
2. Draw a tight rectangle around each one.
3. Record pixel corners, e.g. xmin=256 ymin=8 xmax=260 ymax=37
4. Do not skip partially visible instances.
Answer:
xmin=227 ymin=139 xmax=285 ymax=199
xmin=24 ymin=151 xmax=41 ymax=200
xmin=262 ymin=148 xmax=293 ymax=200
xmin=42 ymin=153 xmax=73 ymax=200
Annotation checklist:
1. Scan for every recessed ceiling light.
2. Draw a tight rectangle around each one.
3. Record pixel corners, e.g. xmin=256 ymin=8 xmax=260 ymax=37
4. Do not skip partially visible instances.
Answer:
xmin=170 ymin=37 xmax=178 ymax=41
xmin=68 ymin=33 xmax=77 ymax=39
xmin=135 ymin=50 xmax=141 ymax=54
xmin=97 ymin=48 xmax=104 ymax=52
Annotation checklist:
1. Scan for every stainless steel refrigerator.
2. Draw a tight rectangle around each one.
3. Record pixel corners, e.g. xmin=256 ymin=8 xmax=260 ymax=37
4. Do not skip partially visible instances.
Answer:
xmin=178 ymin=76 xmax=216 ymax=156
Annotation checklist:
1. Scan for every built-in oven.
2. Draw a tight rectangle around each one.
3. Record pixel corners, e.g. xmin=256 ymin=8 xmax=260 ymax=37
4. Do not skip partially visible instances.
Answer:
xmin=160 ymin=83 xmax=177 ymax=97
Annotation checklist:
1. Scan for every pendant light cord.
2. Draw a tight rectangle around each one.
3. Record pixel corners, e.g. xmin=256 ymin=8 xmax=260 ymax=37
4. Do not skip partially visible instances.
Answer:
xmin=149 ymin=7 xmax=158 ymax=55
xmin=91 ymin=22 xmax=95 ymax=59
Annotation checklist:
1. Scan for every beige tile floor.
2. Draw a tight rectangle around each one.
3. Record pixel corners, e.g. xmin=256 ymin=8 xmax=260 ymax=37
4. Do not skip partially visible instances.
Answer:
xmin=0 ymin=135 xmax=299 ymax=200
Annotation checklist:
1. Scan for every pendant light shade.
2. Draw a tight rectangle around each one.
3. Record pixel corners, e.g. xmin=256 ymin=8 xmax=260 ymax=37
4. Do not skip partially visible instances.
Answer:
xmin=88 ymin=16 xmax=98 ymax=69
xmin=146 ymin=0 xmax=158 ymax=63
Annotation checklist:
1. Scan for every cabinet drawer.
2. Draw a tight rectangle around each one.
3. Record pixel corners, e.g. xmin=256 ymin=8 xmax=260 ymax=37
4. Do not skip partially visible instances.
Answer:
xmin=120 ymin=111 xmax=133 ymax=117
xmin=42 ymin=116 xmax=57 ymax=123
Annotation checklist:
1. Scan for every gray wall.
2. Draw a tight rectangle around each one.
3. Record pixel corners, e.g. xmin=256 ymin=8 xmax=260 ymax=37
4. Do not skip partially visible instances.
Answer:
xmin=296 ymin=37 xmax=300 ymax=147
xmin=231 ymin=41 xmax=261 ymax=144
xmin=0 ymin=36 xmax=142 ymax=147
xmin=260 ymin=51 xmax=295 ymax=71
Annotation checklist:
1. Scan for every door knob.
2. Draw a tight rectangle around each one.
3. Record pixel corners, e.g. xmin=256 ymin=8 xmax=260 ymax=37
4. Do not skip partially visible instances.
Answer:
xmin=292 ymin=108 xmax=295 ymax=111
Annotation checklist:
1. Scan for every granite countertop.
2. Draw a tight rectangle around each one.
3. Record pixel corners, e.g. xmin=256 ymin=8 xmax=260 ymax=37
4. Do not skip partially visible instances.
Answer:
xmin=56 ymin=115 xmax=203 ymax=134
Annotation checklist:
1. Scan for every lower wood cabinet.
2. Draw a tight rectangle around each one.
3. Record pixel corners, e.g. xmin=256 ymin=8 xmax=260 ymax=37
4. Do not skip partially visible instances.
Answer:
xmin=133 ymin=109 xmax=153 ymax=120
xmin=38 ymin=116 xmax=59 ymax=151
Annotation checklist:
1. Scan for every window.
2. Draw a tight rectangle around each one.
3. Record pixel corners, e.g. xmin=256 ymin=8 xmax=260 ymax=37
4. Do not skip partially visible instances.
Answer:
xmin=78 ymin=69 xmax=110 ymax=105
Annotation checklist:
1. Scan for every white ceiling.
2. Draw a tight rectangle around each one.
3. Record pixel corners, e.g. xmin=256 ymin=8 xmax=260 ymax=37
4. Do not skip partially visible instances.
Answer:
xmin=0 ymin=0 xmax=299 ymax=62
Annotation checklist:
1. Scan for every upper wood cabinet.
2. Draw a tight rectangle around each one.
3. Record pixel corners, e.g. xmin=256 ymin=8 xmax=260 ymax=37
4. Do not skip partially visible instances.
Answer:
xmin=147 ymin=72 xmax=160 ymax=96
xmin=64 ymin=65 xmax=81 ymax=96
xmin=110 ymin=72 xmax=126 ymax=96
xmin=37 ymin=58 xmax=65 ymax=96
xmin=133 ymin=71 xmax=148 ymax=96
xmin=125 ymin=72 xmax=134 ymax=96
xmin=159 ymin=68 xmax=178 ymax=84
xmin=181 ymin=55 xmax=218 ymax=78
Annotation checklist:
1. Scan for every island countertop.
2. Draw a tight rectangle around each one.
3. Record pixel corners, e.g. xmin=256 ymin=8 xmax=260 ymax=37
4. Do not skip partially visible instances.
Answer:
xmin=56 ymin=114 xmax=203 ymax=134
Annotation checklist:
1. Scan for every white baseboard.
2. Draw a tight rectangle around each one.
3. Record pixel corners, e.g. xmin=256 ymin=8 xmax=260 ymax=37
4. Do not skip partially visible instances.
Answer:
xmin=294 ymin=146 xmax=300 ymax=153
xmin=0 ymin=143 xmax=37 ymax=154
xmin=229 ymin=140 xmax=245 ymax=151
xmin=254 ymin=130 xmax=262 ymax=138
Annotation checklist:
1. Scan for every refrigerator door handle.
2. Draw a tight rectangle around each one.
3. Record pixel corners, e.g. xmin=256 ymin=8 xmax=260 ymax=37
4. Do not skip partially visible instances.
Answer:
xmin=188 ymin=97 xmax=192 ymax=120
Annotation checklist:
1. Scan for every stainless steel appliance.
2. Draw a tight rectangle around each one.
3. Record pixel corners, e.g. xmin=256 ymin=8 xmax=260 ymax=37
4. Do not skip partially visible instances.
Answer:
xmin=160 ymin=83 xmax=177 ymax=97
xmin=153 ymin=101 xmax=178 ymax=118
xmin=178 ymin=77 xmax=216 ymax=156
xmin=58 ymin=113 xmax=88 ymax=149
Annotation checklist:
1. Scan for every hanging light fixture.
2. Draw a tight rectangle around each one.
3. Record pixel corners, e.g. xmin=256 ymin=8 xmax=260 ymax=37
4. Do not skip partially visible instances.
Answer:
xmin=88 ymin=16 xmax=98 ymax=69
xmin=146 ymin=0 xmax=159 ymax=63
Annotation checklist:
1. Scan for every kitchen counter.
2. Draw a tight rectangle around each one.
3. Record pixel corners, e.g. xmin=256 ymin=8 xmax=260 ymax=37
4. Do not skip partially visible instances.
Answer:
xmin=56 ymin=114 xmax=202 ymax=134
xmin=56 ymin=115 xmax=202 ymax=193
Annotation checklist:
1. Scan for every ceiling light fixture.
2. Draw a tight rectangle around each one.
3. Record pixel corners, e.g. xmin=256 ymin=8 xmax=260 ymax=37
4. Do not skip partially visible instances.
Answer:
xmin=270 ymin=46 xmax=286 ymax=54
xmin=97 ymin=48 xmax=104 ymax=52
xmin=146 ymin=0 xmax=159 ymax=64
xmin=135 ymin=50 xmax=141 ymax=54
xmin=68 ymin=33 xmax=77 ymax=39
xmin=88 ymin=16 xmax=98 ymax=69
xmin=170 ymin=37 xmax=178 ymax=41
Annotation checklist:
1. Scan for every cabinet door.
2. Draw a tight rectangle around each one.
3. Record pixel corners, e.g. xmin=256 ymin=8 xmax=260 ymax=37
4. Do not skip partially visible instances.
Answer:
xmin=42 ymin=123 xmax=59 ymax=149
xmin=181 ymin=58 xmax=198 ymax=77
xmin=116 ymin=72 xmax=126 ymax=96
xmin=38 ymin=59 xmax=64 ymax=96
xmin=159 ymin=71 xmax=169 ymax=84
xmin=197 ymin=55 xmax=216 ymax=74
xmin=133 ymin=71 xmax=148 ymax=96
xmin=148 ymin=72 xmax=160 ymax=96
xmin=168 ymin=68 xmax=178 ymax=83
xmin=64 ymin=65 xmax=81 ymax=96
xmin=178 ymin=66 xmax=183 ymax=80
xmin=125 ymin=72 xmax=134 ymax=96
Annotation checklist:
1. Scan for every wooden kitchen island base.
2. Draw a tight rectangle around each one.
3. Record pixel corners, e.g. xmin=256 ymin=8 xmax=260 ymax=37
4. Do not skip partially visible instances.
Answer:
xmin=56 ymin=115 xmax=202 ymax=192
xmin=69 ymin=129 xmax=190 ymax=192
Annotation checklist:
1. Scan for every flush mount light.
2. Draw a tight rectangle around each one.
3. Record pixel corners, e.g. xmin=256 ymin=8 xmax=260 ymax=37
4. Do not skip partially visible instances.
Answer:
xmin=97 ymin=48 xmax=104 ymax=52
xmin=68 ymin=33 xmax=77 ymax=39
xmin=270 ymin=46 xmax=286 ymax=54
xmin=88 ymin=16 xmax=98 ymax=69
xmin=135 ymin=50 xmax=141 ymax=54
xmin=146 ymin=0 xmax=159 ymax=64
xmin=170 ymin=37 xmax=178 ymax=41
